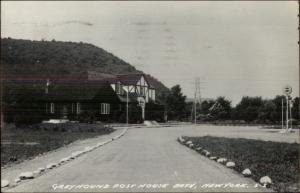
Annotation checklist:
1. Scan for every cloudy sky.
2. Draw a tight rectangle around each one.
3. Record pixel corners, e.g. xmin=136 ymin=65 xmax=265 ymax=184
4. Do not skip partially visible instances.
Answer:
xmin=1 ymin=1 xmax=298 ymax=105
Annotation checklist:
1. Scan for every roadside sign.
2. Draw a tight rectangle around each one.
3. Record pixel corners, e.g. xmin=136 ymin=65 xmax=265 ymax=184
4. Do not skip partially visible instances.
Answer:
xmin=283 ymin=85 xmax=292 ymax=95
xmin=137 ymin=97 xmax=146 ymax=120
xmin=137 ymin=97 xmax=145 ymax=108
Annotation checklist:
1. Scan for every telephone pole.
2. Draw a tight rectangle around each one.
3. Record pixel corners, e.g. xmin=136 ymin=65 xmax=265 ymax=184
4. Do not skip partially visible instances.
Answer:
xmin=281 ymin=98 xmax=284 ymax=130
xmin=192 ymin=77 xmax=202 ymax=124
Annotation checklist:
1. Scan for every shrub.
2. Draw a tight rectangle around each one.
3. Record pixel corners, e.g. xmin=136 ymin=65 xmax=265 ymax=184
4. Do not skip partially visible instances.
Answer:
xmin=77 ymin=110 xmax=97 ymax=123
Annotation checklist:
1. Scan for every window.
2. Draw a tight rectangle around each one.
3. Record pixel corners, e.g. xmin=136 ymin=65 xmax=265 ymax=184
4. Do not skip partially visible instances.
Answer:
xmin=100 ymin=103 xmax=110 ymax=114
xmin=50 ymin=103 xmax=55 ymax=114
xmin=76 ymin=102 xmax=81 ymax=115
xmin=149 ymin=89 xmax=153 ymax=99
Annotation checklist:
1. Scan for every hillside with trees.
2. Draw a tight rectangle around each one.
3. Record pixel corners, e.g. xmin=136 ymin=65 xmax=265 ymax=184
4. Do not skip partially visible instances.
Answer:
xmin=1 ymin=38 xmax=169 ymax=94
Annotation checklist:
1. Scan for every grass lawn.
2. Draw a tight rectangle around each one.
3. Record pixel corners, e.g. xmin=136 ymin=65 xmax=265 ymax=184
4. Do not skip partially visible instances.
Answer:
xmin=1 ymin=125 xmax=114 ymax=167
xmin=182 ymin=136 xmax=300 ymax=192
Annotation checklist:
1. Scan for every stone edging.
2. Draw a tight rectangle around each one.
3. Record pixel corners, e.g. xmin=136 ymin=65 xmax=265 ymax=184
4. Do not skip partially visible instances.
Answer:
xmin=177 ymin=136 xmax=272 ymax=189
xmin=1 ymin=128 xmax=128 ymax=189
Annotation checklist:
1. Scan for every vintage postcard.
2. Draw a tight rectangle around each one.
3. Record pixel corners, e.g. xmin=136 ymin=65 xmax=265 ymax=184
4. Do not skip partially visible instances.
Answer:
xmin=1 ymin=1 xmax=299 ymax=192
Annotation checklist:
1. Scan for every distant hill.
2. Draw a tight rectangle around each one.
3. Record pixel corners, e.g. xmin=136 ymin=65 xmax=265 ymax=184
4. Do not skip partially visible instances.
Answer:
xmin=1 ymin=38 xmax=169 ymax=93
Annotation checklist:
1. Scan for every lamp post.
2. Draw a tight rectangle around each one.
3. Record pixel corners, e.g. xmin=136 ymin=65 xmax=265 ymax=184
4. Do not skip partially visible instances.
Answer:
xmin=126 ymin=90 xmax=129 ymax=126
xmin=123 ymin=87 xmax=129 ymax=126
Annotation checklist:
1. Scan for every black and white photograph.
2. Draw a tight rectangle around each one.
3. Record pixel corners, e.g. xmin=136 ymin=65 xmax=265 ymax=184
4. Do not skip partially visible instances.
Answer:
xmin=1 ymin=1 xmax=299 ymax=192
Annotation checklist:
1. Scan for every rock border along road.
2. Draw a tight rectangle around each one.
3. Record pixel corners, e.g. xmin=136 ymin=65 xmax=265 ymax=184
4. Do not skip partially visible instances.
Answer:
xmin=2 ymin=124 xmax=291 ymax=192
xmin=1 ymin=127 xmax=128 ymax=190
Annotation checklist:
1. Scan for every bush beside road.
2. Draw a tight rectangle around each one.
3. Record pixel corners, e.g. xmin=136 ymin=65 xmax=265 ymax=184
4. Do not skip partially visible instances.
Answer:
xmin=180 ymin=136 xmax=300 ymax=192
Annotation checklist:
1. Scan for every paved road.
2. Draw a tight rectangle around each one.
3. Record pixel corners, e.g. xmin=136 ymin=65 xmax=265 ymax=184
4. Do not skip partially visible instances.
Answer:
xmin=4 ymin=125 xmax=285 ymax=192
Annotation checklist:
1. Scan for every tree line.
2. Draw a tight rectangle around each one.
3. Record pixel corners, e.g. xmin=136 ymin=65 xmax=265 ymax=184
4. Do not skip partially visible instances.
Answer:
xmin=159 ymin=85 xmax=299 ymax=124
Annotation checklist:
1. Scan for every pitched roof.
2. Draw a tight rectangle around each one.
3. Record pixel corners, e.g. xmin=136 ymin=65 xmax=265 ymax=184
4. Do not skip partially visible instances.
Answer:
xmin=44 ymin=80 xmax=109 ymax=101
xmin=117 ymin=92 xmax=139 ymax=103
xmin=86 ymin=71 xmax=119 ymax=84
xmin=3 ymin=72 xmax=157 ymax=102
xmin=3 ymin=79 xmax=114 ymax=102
xmin=86 ymin=71 xmax=155 ymax=88
xmin=117 ymin=73 xmax=143 ymax=85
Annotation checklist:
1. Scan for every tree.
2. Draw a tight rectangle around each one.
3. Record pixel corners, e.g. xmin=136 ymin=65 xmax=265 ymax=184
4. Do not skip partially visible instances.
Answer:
xmin=166 ymin=85 xmax=186 ymax=120
xmin=272 ymin=95 xmax=298 ymax=123
xmin=211 ymin=97 xmax=232 ymax=120
xmin=184 ymin=101 xmax=194 ymax=121
xmin=156 ymin=90 xmax=170 ymax=121
xmin=258 ymin=100 xmax=277 ymax=123
xmin=200 ymin=99 xmax=216 ymax=115
xmin=234 ymin=96 xmax=263 ymax=122
xmin=292 ymin=97 xmax=299 ymax=120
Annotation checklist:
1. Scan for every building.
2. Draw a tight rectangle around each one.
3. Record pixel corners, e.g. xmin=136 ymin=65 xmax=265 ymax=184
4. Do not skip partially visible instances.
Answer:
xmin=3 ymin=72 xmax=165 ymax=124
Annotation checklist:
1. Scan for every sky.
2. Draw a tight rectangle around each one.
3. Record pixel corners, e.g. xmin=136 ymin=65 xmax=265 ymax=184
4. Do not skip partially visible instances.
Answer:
xmin=1 ymin=1 xmax=299 ymax=105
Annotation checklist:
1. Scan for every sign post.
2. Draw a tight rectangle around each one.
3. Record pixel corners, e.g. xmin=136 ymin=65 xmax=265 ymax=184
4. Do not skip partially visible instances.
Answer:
xmin=123 ymin=87 xmax=129 ymax=126
xmin=127 ymin=91 xmax=129 ymax=126
xmin=283 ymin=85 xmax=292 ymax=132
xmin=137 ymin=97 xmax=146 ymax=122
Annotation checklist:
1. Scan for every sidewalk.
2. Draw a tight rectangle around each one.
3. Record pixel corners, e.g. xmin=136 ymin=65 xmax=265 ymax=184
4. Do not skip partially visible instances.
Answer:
xmin=1 ymin=127 xmax=127 ymax=187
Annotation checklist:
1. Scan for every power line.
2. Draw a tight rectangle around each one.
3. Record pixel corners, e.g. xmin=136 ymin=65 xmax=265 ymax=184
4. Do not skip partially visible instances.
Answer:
xmin=191 ymin=77 xmax=203 ymax=124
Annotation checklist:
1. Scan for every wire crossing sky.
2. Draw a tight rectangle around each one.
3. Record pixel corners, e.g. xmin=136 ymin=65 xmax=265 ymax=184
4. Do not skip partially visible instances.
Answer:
xmin=1 ymin=1 xmax=299 ymax=105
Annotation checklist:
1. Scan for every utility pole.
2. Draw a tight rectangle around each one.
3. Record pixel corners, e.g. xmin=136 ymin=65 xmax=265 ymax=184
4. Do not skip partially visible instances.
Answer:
xmin=193 ymin=77 xmax=202 ymax=124
xmin=126 ymin=90 xmax=129 ymax=126
xmin=194 ymin=79 xmax=197 ymax=124
xmin=286 ymin=95 xmax=289 ymax=131
xmin=289 ymin=97 xmax=292 ymax=130
xmin=281 ymin=98 xmax=284 ymax=130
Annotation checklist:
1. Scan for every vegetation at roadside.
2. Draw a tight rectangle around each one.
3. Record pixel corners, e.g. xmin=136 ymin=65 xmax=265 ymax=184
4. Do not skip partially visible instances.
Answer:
xmin=1 ymin=124 xmax=114 ymax=167
xmin=159 ymin=84 xmax=299 ymax=125
xmin=183 ymin=136 xmax=300 ymax=192
xmin=159 ymin=85 xmax=186 ymax=121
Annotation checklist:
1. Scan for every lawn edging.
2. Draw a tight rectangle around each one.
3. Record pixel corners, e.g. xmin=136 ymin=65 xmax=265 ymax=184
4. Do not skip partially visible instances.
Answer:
xmin=1 ymin=127 xmax=128 ymax=190
xmin=177 ymin=136 xmax=299 ymax=192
